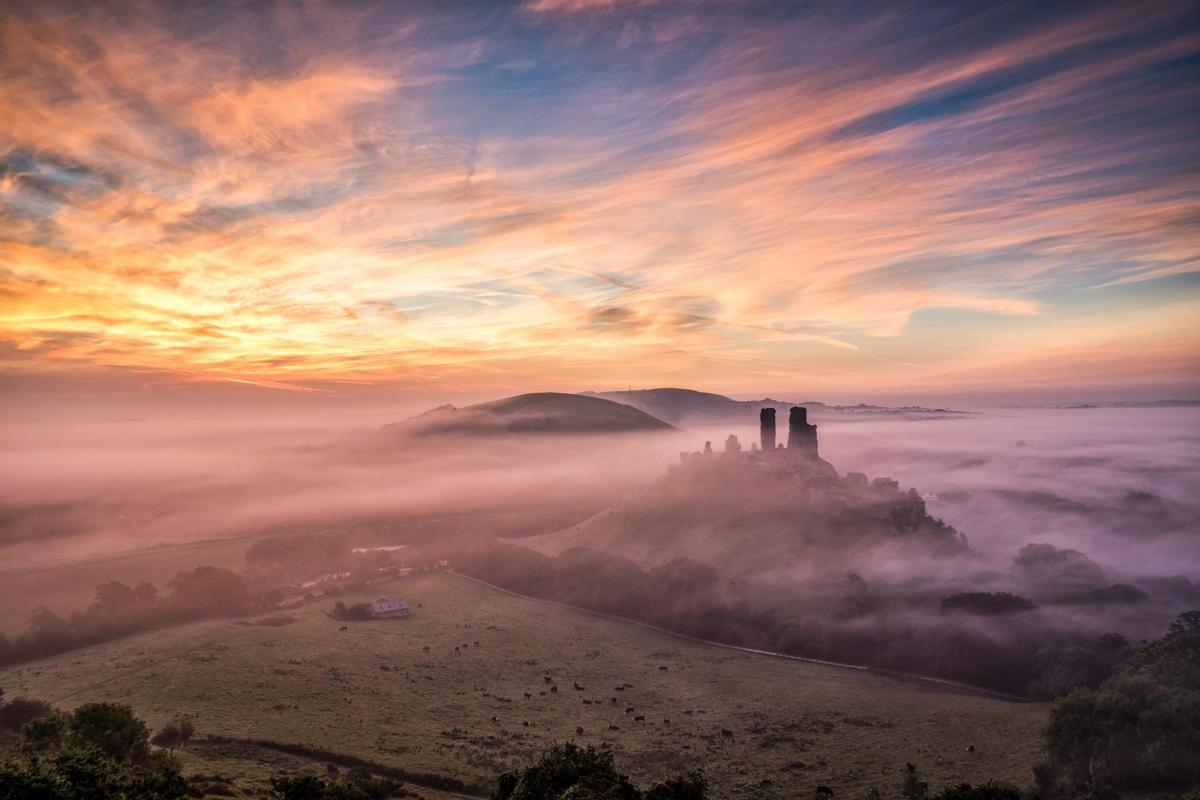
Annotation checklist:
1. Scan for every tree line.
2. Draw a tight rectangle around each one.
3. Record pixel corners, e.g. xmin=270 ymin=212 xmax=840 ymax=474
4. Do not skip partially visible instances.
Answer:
xmin=0 ymin=566 xmax=252 ymax=667
xmin=456 ymin=545 xmax=1159 ymax=699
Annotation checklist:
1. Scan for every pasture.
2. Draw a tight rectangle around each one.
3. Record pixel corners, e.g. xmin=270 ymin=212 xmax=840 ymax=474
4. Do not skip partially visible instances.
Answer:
xmin=0 ymin=573 xmax=1047 ymax=798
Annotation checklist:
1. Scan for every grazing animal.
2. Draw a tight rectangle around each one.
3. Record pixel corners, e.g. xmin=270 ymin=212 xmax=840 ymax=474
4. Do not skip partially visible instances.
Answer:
xmin=576 ymin=727 xmax=584 ymax=735
xmin=815 ymin=786 xmax=834 ymax=798
xmin=609 ymin=724 xmax=619 ymax=730
xmin=906 ymin=763 xmax=917 ymax=774
xmin=339 ymin=626 xmax=348 ymax=632
xmin=720 ymin=728 xmax=734 ymax=738
xmin=454 ymin=646 xmax=460 ymax=653
xmin=573 ymin=683 xmax=585 ymax=691
xmin=664 ymin=719 xmax=671 ymax=726
xmin=545 ymin=676 xmax=553 ymax=684
xmin=522 ymin=721 xmax=529 ymax=727
xmin=625 ymin=707 xmax=634 ymax=714
xmin=550 ymin=686 xmax=558 ymax=693
xmin=539 ymin=691 xmax=546 ymax=696
xmin=611 ymin=697 xmax=617 ymax=704
xmin=524 ymin=693 xmax=532 ymax=699
xmin=422 ymin=646 xmax=430 ymax=652
xmin=659 ymin=666 xmax=668 ymax=671
xmin=583 ymin=699 xmax=593 ymax=705
xmin=634 ymin=715 xmax=645 ymax=722
xmin=474 ymin=641 xmax=480 ymax=646
xmin=966 ymin=744 xmax=976 ymax=755
xmin=491 ymin=716 xmax=498 ymax=722
xmin=614 ymin=686 xmax=624 ymax=691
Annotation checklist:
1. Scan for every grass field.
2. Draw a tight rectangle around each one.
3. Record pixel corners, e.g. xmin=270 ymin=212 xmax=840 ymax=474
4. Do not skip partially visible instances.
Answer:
xmin=0 ymin=573 xmax=1048 ymax=798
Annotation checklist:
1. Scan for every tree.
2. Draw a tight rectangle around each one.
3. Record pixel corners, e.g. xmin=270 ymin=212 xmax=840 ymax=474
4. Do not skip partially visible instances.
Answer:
xmin=0 ymin=700 xmax=187 ymax=800
xmin=269 ymin=770 xmax=400 ymax=800
xmin=643 ymin=773 xmax=708 ymax=800
xmin=271 ymin=775 xmax=327 ymax=800
xmin=491 ymin=743 xmax=705 ymax=800
xmin=167 ymin=566 xmax=249 ymax=616
xmin=68 ymin=702 xmax=149 ymax=763
xmin=21 ymin=712 xmax=66 ymax=752
xmin=1040 ymin=610 xmax=1200 ymax=797
xmin=493 ymin=743 xmax=640 ymax=800
xmin=150 ymin=722 xmax=182 ymax=753
xmin=346 ymin=603 xmax=373 ymax=620
xmin=0 ymin=697 xmax=54 ymax=732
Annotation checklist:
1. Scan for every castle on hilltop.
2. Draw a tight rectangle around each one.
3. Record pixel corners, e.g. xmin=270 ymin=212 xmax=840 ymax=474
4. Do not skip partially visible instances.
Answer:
xmin=758 ymin=406 xmax=817 ymax=455
xmin=672 ymin=406 xmax=930 ymax=530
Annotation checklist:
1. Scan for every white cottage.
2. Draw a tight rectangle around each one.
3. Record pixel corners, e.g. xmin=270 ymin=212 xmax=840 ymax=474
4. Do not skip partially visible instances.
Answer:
xmin=369 ymin=596 xmax=410 ymax=619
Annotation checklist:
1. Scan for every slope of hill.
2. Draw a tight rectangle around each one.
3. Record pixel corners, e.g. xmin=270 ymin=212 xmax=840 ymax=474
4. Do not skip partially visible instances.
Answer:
xmin=582 ymin=388 xmax=967 ymax=425
xmin=582 ymin=388 xmax=805 ymax=426
xmin=390 ymin=392 xmax=677 ymax=437
xmin=522 ymin=454 xmax=968 ymax=580
xmin=0 ymin=572 xmax=1044 ymax=798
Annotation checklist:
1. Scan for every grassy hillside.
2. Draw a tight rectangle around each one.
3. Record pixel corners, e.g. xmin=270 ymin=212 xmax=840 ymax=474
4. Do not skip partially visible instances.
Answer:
xmin=0 ymin=572 xmax=1045 ymax=798
xmin=390 ymin=392 xmax=676 ymax=437
xmin=522 ymin=458 xmax=966 ymax=579
xmin=583 ymin=388 xmax=782 ymax=426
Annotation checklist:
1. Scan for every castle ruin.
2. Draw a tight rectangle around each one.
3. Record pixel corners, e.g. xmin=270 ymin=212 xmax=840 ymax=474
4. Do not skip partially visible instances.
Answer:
xmin=672 ymin=405 xmax=928 ymax=530
xmin=786 ymin=406 xmax=818 ymax=454
xmin=759 ymin=407 xmax=776 ymax=451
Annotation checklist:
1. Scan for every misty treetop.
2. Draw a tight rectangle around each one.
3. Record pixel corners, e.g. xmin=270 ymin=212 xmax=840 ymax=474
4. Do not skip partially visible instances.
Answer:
xmin=1037 ymin=611 xmax=1200 ymax=797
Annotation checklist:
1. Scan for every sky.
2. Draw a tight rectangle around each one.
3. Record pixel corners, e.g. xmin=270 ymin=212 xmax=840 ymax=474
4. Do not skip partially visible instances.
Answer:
xmin=1 ymin=0 xmax=1198 ymax=413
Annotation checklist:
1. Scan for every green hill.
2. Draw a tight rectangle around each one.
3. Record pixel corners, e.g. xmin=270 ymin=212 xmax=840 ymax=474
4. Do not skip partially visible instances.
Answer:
xmin=391 ymin=392 xmax=676 ymax=437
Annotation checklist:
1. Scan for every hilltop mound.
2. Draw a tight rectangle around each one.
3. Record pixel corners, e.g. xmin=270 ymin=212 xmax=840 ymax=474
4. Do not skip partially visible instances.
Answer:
xmin=523 ymin=452 xmax=968 ymax=579
xmin=392 ymin=392 xmax=676 ymax=437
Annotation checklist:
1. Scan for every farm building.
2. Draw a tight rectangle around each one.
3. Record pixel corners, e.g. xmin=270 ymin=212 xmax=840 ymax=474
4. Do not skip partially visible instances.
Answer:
xmin=370 ymin=597 xmax=410 ymax=618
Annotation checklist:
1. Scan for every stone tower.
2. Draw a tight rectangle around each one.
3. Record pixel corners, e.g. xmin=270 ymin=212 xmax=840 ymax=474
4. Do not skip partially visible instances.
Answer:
xmin=759 ymin=407 xmax=776 ymax=452
xmin=787 ymin=406 xmax=818 ymax=455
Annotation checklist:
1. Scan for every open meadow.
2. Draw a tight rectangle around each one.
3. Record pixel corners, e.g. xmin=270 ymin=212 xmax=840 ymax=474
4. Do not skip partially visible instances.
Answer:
xmin=0 ymin=572 xmax=1047 ymax=798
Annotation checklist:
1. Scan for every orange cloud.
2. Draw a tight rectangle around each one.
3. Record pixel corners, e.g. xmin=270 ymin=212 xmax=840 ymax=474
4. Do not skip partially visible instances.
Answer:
xmin=1 ymin=1 xmax=1197 ymax=400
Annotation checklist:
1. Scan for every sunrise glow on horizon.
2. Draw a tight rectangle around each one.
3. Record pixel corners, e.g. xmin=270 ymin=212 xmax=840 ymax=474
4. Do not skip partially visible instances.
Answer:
xmin=2 ymin=0 xmax=1198 ymax=405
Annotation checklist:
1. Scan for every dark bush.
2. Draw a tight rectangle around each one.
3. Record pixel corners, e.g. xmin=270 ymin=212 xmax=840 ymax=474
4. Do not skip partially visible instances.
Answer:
xmin=491 ymin=742 xmax=703 ymax=800
xmin=69 ymin=702 xmax=149 ymax=763
xmin=0 ymin=697 xmax=54 ymax=731
xmin=932 ymin=782 xmax=1022 ymax=799
xmin=0 ymin=700 xmax=187 ymax=800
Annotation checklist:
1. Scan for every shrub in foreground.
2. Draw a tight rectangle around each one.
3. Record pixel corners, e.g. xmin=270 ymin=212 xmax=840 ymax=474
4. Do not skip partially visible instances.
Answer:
xmin=492 ymin=743 xmax=706 ymax=800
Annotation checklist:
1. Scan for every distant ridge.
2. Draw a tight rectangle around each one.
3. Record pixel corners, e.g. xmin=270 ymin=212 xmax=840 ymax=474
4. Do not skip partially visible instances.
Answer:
xmin=388 ymin=392 xmax=677 ymax=437
xmin=583 ymin=387 xmax=966 ymax=425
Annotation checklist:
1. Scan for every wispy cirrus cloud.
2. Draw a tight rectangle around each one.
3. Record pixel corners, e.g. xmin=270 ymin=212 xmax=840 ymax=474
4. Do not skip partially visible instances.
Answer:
xmin=0 ymin=0 xmax=1196 ymax=401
